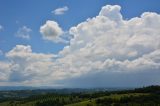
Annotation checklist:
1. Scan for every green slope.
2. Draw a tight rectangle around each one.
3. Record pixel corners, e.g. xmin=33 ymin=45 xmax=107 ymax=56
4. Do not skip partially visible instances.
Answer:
xmin=65 ymin=93 xmax=147 ymax=106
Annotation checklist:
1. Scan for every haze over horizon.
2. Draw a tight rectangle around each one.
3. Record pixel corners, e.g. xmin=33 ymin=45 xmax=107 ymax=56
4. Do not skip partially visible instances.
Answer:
xmin=0 ymin=0 xmax=160 ymax=88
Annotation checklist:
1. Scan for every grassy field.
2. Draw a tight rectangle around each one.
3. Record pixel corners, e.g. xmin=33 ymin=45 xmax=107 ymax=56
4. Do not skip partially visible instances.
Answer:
xmin=65 ymin=93 xmax=147 ymax=106
xmin=0 ymin=93 xmax=147 ymax=106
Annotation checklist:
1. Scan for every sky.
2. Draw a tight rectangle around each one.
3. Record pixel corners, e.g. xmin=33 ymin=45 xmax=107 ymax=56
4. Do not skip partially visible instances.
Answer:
xmin=0 ymin=0 xmax=160 ymax=88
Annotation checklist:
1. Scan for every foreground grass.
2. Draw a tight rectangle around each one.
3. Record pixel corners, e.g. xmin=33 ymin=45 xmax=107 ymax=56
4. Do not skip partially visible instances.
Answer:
xmin=65 ymin=93 xmax=147 ymax=106
xmin=0 ymin=93 xmax=147 ymax=106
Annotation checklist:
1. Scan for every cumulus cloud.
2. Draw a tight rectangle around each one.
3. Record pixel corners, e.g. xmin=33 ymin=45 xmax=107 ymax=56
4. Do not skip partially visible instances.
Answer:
xmin=57 ymin=5 xmax=160 ymax=86
xmin=0 ymin=62 xmax=11 ymax=81
xmin=5 ymin=45 xmax=56 ymax=84
xmin=0 ymin=5 xmax=160 ymax=87
xmin=52 ymin=6 xmax=69 ymax=15
xmin=15 ymin=26 xmax=32 ymax=39
xmin=40 ymin=20 xmax=68 ymax=43
xmin=0 ymin=45 xmax=67 ymax=86
xmin=99 ymin=5 xmax=122 ymax=22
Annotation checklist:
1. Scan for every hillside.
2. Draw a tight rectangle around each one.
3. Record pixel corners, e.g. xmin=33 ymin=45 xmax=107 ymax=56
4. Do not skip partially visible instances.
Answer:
xmin=0 ymin=86 xmax=160 ymax=106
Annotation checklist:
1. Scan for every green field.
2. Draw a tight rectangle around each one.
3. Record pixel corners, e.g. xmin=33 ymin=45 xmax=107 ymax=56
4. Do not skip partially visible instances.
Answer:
xmin=0 ymin=93 xmax=148 ymax=106
xmin=65 ymin=93 xmax=147 ymax=106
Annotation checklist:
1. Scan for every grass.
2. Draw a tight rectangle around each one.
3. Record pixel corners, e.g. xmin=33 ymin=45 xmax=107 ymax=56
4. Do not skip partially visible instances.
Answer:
xmin=65 ymin=93 xmax=148 ymax=106
xmin=0 ymin=93 xmax=148 ymax=106
xmin=0 ymin=101 xmax=36 ymax=106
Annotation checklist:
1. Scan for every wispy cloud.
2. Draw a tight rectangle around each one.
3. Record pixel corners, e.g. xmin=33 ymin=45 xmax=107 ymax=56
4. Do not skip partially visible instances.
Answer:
xmin=0 ymin=25 xmax=3 ymax=31
xmin=15 ymin=26 xmax=32 ymax=39
xmin=52 ymin=6 xmax=69 ymax=15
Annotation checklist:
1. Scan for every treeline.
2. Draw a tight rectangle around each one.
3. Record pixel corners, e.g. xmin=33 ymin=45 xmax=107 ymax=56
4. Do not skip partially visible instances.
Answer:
xmin=108 ymin=85 xmax=160 ymax=94
xmin=23 ymin=92 xmax=111 ymax=106
xmin=29 ymin=93 xmax=84 ymax=106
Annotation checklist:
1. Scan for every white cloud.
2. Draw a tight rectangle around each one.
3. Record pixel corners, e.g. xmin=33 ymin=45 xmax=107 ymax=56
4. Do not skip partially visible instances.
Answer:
xmin=4 ymin=45 xmax=58 ymax=85
xmin=0 ymin=5 xmax=160 ymax=87
xmin=99 ymin=5 xmax=122 ymax=22
xmin=15 ymin=26 xmax=32 ymax=39
xmin=52 ymin=6 xmax=69 ymax=15
xmin=57 ymin=5 xmax=160 ymax=86
xmin=0 ymin=61 xmax=11 ymax=81
xmin=40 ymin=20 xmax=68 ymax=43
xmin=0 ymin=45 xmax=67 ymax=86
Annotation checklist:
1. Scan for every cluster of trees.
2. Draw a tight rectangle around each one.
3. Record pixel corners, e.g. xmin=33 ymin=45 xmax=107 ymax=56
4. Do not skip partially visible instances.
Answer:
xmin=95 ymin=94 xmax=160 ymax=106
xmin=20 ymin=93 xmax=83 ymax=106
xmin=28 ymin=92 xmax=109 ymax=105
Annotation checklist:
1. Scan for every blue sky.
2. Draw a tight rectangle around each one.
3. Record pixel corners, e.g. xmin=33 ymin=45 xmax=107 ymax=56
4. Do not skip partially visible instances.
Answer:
xmin=0 ymin=0 xmax=160 ymax=87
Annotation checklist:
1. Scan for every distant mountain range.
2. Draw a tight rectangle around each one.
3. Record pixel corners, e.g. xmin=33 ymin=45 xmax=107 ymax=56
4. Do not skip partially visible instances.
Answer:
xmin=0 ymin=86 xmax=37 ymax=91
